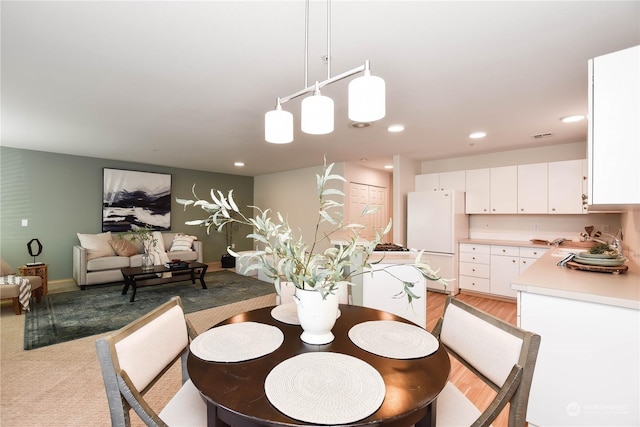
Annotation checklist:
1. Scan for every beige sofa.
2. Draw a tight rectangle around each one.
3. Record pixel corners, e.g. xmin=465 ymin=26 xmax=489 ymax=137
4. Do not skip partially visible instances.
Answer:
xmin=73 ymin=232 xmax=203 ymax=289
xmin=0 ymin=259 xmax=44 ymax=314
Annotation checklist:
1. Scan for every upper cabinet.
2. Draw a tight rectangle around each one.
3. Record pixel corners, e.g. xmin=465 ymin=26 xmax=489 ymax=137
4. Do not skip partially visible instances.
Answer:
xmin=517 ymin=163 xmax=548 ymax=214
xmin=588 ymin=45 xmax=640 ymax=206
xmin=490 ymin=166 xmax=518 ymax=214
xmin=548 ymin=159 xmax=588 ymax=214
xmin=465 ymin=169 xmax=491 ymax=213
xmin=415 ymin=171 xmax=465 ymax=192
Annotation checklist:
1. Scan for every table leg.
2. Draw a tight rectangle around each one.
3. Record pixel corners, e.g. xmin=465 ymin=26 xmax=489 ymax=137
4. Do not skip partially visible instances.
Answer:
xmin=199 ymin=265 xmax=208 ymax=289
xmin=122 ymin=275 xmax=131 ymax=295
xmin=129 ymin=279 xmax=138 ymax=303
xmin=416 ymin=401 xmax=436 ymax=427
xmin=207 ymin=403 xmax=230 ymax=427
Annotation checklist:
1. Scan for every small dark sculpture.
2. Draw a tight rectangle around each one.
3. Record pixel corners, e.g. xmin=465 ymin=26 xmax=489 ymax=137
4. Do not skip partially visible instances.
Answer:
xmin=27 ymin=238 xmax=43 ymax=263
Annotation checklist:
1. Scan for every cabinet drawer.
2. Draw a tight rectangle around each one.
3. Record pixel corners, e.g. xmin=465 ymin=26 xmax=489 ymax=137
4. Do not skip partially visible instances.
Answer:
xmin=459 ymin=243 xmax=490 ymax=254
xmin=459 ymin=275 xmax=490 ymax=293
xmin=520 ymin=247 xmax=548 ymax=259
xmin=491 ymin=245 xmax=519 ymax=256
xmin=459 ymin=262 xmax=490 ymax=278
xmin=459 ymin=252 xmax=490 ymax=264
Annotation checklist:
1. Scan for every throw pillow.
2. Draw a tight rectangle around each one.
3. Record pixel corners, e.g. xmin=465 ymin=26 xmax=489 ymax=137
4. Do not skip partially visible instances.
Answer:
xmin=0 ymin=258 xmax=15 ymax=276
xmin=170 ymin=233 xmax=197 ymax=252
xmin=77 ymin=232 xmax=117 ymax=260
xmin=109 ymin=239 xmax=138 ymax=257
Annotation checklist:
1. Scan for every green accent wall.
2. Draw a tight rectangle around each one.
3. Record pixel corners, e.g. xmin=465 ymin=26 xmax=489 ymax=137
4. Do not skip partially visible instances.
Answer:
xmin=0 ymin=147 xmax=254 ymax=281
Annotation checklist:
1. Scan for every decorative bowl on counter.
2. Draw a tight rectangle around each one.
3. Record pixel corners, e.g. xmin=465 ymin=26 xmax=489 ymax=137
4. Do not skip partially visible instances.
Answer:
xmin=572 ymin=254 xmax=627 ymax=267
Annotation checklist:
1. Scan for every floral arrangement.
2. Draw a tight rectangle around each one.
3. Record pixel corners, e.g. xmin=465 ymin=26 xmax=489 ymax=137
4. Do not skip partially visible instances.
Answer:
xmin=123 ymin=224 xmax=158 ymax=254
xmin=177 ymin=158 xmax=451 ymax=303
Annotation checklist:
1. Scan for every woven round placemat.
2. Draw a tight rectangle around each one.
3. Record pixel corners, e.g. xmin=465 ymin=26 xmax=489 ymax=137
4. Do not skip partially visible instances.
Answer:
xmin=264 ymin=352 xmax=385 ymax=424
xmin=270 ymin=303 xmax=300 ymax=325
xmin=349 ymin=320 xmax=439 ymax=359
xmin=190 ymin=322 xmax=284 ymax=362
xmin=270 ymin=302 xmax=341 ymax=325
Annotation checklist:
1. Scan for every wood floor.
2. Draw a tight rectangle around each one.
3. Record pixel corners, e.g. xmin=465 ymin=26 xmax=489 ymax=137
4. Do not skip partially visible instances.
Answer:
xmin=426 ymin=291 xmax=517 ymax=427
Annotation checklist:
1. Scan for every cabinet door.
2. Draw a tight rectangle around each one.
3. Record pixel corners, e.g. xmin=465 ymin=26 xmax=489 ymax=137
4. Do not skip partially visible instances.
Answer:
xmin=439 ymin=171 xmax=466 ymax=192
xmin=415 ymin=173 xmax=439 ymax=192
xmin=517 ymin=163 xmax=548 ymax=214
xmin=490 ymin=166 xmax=518 ymax=214
xmin=490 ymin=254 xmax=519 ymax=298
xmin=548 ymin=160 xmax=585 ymax=214
xmin=465 ymin=169 xmax=491 ymax=214
xmin=589 ymin=45 xmax=640 ymax=205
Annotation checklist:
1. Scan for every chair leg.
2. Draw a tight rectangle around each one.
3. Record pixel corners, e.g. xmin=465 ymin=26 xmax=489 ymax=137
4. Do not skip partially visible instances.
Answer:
xmin=11 ymin=297 xmax=22 ymax=315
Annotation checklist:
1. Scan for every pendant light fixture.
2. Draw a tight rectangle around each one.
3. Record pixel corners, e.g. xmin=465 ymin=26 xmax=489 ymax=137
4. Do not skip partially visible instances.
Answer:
xmin=264 ymin=0 xmax=385 ymax=143
xmin=265 ymin=99 xmax=294 ymax=144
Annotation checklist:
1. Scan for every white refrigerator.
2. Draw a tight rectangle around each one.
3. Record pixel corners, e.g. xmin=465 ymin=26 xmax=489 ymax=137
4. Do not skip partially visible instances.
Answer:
xmin=407 ymin=190 xmax=469 ymax=294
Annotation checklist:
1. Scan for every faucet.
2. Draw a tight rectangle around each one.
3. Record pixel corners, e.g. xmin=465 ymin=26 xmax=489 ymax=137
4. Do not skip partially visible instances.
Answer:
xmin=595 ymin=228 xmax=623 ymax=255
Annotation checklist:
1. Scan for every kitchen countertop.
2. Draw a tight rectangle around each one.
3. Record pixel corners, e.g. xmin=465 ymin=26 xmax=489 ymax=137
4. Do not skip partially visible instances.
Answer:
xmin=511 ymin=247 xmax=640 ymax=310
xmin=459 ymin=238 xmax=556 ymax=249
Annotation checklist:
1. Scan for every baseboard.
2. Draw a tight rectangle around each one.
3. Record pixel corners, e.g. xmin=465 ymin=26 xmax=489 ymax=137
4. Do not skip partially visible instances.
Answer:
xmin=459 ymin=289 xmax=516 ymax=303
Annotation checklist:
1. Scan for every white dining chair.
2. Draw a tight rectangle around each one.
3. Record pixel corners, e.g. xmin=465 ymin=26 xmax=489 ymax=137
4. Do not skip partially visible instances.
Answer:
xmin=95 ymin=296 xmax=206 ymax=427
xmin=432 ymin=297 xmax=541 ymax=427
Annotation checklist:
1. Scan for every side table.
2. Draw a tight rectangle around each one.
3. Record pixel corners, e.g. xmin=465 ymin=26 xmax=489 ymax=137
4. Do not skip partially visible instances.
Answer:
xmin=18 ymin=264 xmax=48 ymax=295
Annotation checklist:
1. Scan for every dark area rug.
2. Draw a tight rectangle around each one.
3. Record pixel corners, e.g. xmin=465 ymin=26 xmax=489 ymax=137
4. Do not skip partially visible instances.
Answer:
xmin=24 ymin=270 xmax=275 ymax=350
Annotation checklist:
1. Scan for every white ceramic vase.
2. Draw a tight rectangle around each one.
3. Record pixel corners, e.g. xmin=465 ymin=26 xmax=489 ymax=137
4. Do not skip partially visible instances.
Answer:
xmin=294 ymin=287 xmax=339 ymax=345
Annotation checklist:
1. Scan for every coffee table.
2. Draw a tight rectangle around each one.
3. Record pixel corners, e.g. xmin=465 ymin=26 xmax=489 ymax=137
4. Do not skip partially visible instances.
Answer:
xmin=120 ymin=261 xmax=208 ymax=302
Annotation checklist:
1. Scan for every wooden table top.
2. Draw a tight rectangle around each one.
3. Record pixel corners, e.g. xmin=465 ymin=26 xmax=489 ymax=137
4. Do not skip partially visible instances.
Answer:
xmin=188 ymin=304 xmax=450 ymax=427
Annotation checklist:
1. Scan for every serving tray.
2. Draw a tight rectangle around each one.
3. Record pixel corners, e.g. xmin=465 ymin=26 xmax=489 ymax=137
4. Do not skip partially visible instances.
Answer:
xmin=566 ymin=261 xmax=628 ymax=274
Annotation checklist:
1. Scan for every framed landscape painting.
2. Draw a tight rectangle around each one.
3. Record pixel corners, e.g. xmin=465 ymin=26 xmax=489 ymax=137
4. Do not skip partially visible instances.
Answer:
xmin=102 ymin=168 xmax=171 ymax=232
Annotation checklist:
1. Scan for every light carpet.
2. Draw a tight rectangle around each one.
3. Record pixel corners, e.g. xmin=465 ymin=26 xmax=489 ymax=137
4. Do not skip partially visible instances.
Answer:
xmin=0 ymin=293 xmax=276 ymax=427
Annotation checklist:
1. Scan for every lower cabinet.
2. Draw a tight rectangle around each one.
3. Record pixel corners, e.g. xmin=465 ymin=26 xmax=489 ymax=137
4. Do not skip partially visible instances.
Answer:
xmin=459 ymin=243 xmax=547 ymax=299
xmin=490 ymin=245 xmax=520 ymax=298
xmin=459 ymin=243 xmax=491 ymax=294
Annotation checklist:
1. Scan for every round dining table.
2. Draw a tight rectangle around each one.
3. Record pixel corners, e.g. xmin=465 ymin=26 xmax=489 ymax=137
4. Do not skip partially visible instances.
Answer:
xmin=187 ymin=304 xmax=451 ymax=427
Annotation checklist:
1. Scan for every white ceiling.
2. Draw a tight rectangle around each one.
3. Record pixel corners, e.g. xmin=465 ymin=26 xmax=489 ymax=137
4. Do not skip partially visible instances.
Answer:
xmin=2 ymin=1 xmax=639 ymax=176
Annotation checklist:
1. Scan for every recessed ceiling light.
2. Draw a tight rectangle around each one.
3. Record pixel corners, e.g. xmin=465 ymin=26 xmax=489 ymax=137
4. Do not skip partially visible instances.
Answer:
xmin=234 ymin=162 xmax=245 ymax=167
xmin=469 ymin=131 xmax=487 ymax=139
xmin=384 ymin=164 xmax=393 ymax=169
xmin=560 ymin=115 xmax=585 ymax=123
xmin=351 ymin=121 xmax=371 ymax=129
xmin=388 ymin=124 xmax=404 ymax=133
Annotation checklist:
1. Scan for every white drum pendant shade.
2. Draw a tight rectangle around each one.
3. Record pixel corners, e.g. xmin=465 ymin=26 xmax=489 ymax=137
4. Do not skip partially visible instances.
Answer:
xmin=301 ymin=93 xmax=334 ymax=135
xmin=265 ymin=107 xmax=294 ymax=144
xmin=348 ymin=72 xmax=386 ymax=122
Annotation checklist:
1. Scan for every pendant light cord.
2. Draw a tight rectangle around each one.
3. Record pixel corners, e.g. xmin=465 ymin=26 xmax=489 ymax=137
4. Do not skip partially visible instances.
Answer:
xmin=326 ymin=0 xmax=331 ymax=80
xmin=304 ymin=0 xmax=309 ymax=88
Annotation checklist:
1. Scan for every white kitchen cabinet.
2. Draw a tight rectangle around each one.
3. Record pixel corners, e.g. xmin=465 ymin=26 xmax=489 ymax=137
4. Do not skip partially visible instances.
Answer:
xmin=519 ymin=292 xmax=640 ymax=426
xmin=458 ymin=243 xmax=491 ymax=294
xmin=415 ymin=173 xmax=440 ymax=192
xmin=439 ymin=171 xmax=466 ymax=192
xmin=415 ymin=171 xmax=465 ymax=192
xmin=490 ymin=166 xmax=517 ymax=214
xmin=490 ymin=245 xmax=519 ymax=298
xmin=588 ymin=45 xmax=640 ymax=206
xmin=420 ymin=252 xmax=457 ymax=295
xmin=517 ymin=163 xmax=548 ymax=214
xmin=362 ymin=263 xmax=427 ymax=327
xmin=465 ymin=168 xmax=491 ymax=214
xmin=548 ymin=159 xmax=586 ymax=214
xmin=519 ymin=247 xmax=547 ymax=273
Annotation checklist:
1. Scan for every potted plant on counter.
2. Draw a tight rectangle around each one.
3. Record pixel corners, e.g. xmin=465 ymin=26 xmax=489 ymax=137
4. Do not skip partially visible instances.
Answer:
xmin=177 ymin=158 xmax=450 ymax=344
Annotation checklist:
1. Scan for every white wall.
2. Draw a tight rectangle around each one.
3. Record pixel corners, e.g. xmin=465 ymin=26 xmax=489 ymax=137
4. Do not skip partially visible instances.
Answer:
xmin=420 ymin=141 xmax=587 ymax=173
xmin=393 ymin=155 xmax=421 ymax=246
xmin=621 ymin=207 xmax=640 ymax=263
xmin=253 ymin=162 xmax=343 ymax=254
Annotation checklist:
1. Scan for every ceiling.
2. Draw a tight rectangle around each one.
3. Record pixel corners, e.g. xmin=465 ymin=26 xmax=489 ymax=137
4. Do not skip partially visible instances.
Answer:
xmin=2 ymin=1 xmax=639 ymax=177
